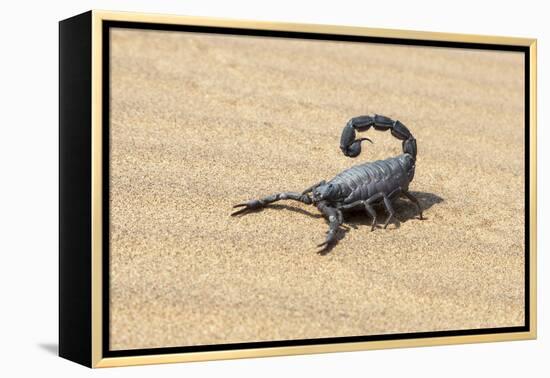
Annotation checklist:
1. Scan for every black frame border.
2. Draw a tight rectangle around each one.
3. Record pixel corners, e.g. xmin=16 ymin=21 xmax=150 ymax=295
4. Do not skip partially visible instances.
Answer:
xmin=101 ymin=20 xmax=531 ymax=359
xmin=59 ymin=11 xmax=93 ymax=367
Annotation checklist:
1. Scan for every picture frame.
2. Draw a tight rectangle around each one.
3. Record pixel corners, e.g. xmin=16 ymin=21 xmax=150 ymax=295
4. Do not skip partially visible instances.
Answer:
xmin=59 ymin=10 xmax=537 ymax=368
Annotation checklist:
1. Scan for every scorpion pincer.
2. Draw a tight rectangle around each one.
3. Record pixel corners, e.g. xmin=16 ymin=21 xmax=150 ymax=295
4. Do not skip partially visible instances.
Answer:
xmin=231 ymin=114 xmax=424 ymax=252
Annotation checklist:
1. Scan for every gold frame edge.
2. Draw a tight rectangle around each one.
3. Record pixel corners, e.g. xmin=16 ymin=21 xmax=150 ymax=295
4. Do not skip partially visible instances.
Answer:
xmin=92 ymin=9 xmax=536 ymax=46
xmin=91 ymin=10 xmax=104 ymax=368
xmin=95 ymin=332 xmax=534 ymax=368
xmin=529 ymin=40 xmax=537 ymax=338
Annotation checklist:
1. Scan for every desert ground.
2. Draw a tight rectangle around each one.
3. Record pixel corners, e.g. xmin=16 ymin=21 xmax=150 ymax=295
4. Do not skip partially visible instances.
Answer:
xmin=108 ymin=28 xmax=525 ymax=350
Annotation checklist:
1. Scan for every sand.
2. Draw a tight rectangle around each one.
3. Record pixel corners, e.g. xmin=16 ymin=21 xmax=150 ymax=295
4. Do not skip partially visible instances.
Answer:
xmin=108 ymin=28 xmax=525 ymax=350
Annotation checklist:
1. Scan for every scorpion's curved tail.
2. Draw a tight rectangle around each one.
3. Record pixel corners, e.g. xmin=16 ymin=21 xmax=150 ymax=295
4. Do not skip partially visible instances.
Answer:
xmin=339 ymin=114 xmax=417 ymax=161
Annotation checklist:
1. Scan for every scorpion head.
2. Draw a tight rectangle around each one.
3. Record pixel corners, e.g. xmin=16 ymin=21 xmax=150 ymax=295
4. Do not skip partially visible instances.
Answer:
xmin=312 ymin=183 xmax=339 ymax=203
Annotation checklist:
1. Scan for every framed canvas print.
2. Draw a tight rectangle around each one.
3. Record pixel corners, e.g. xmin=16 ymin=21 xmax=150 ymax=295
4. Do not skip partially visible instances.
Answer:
xmin=59 ymin=10 xmax=537 ymax=368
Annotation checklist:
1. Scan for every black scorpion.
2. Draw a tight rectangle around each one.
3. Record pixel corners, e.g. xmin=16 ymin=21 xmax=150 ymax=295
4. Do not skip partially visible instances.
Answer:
xmin=231 ymin=115 xmax=423 ymax=251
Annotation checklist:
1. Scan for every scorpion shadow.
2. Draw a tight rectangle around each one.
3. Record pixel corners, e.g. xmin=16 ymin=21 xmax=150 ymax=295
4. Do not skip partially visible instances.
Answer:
xmin=321 ymin=191 xmax=444 ymax=254
xmin=239 ymin=192 xmax=443 ymax=255
xmin=345 ymin=191 xmax=444 ymax=228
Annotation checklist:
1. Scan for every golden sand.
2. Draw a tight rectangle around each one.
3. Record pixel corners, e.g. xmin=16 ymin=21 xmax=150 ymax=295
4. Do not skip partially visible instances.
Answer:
xmin=108 ymin=28 xmax=525 ymax=350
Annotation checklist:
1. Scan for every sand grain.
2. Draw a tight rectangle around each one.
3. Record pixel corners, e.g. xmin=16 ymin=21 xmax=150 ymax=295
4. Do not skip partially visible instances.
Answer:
xmin=109 ymin=29 xmax=525 ymax=350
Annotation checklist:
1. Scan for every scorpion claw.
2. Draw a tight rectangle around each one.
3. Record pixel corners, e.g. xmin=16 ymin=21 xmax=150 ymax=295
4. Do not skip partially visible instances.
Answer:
xmin=230 ymin=207 xmax=249 ymax=217
xmin=316 ymin=232 xmax=337 ymax=249
xmin=230 ymin=200 xmax=264 ymax=216
xmin=317 ymin=239 xmax=332 ymax=248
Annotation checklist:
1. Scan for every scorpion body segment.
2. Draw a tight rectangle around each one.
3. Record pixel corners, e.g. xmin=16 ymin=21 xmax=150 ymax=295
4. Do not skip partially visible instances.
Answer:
xmin=328 ymin=153 xmax=415 ymax=206
xmin=232 ymin=114 xmax=424 ymax=252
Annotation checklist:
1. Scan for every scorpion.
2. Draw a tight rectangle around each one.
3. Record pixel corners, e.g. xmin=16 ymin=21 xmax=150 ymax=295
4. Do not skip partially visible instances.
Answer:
xmin=231 ymin=114 xmax=423 ymax=251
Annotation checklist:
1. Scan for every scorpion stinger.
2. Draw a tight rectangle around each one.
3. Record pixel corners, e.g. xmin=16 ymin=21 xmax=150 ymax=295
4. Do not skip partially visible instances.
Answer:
xmin=232 ymin=114 xmax=424 ymax=253
xmin=340 ymin=114 xmax=417 ymax=161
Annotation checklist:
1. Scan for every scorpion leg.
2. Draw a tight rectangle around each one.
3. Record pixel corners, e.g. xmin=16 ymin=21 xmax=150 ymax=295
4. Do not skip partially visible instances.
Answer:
xmin=231 ymin=192 xmax=312 ymax=216
xmin=402 ymin=191 xmax=424 ymax=220
xmin=364 ymin=203 xmax=378 ymax=231
xmin=339 ymin=199 xmax=378 ymax=231
xmin=339 ymin=200 xmax=363 ymax=211
xmin=365 ymin=193 xmax=385 ymax=230
xmin=381 ymin=193 xmax=398 ymax=229
xmin=316 ymin=201 xmax=343 ymax=248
